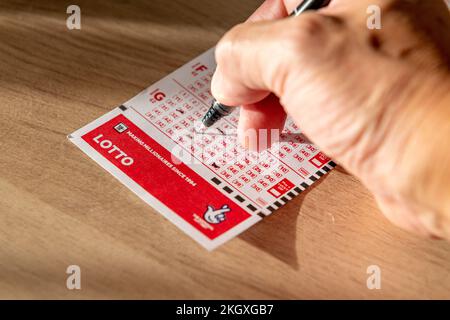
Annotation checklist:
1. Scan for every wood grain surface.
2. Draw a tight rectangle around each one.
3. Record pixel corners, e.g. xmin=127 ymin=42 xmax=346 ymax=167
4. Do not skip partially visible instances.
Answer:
xmin=0 ymin=0 xmax=449 ymax=299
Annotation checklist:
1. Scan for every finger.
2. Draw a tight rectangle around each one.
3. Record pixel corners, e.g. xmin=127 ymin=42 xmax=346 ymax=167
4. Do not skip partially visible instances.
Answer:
xmin=374 ymin=194 xmax=441 ymax=239
xmin=238 ymin=94 xmax=287 ymax=150
xmin=246 ymin=0 xmax=300 ymax=22
xmin=224 ymin=0 xmax=299 ymax=106
xmin=212 ymin=0 xmax=298 ymax=138
xmin=212 ymin=13 xmax=338 ymax=107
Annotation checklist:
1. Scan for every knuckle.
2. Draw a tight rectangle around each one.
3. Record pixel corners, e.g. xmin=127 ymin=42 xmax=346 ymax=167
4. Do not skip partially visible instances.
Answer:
xmin=215 ymin=23 xmax=245 ymax=64
xmin=278 ymin=14 xmax=332 ymax=59
xmin=282 ymin=14 xmax=346 ymax=62
xmin=289 ymin=13 xmax=329 ymax=42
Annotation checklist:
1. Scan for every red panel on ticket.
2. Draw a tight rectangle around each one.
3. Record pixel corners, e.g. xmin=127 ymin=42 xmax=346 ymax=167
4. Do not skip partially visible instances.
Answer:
xmin=82 ymin=114 xmax=251 ymax=240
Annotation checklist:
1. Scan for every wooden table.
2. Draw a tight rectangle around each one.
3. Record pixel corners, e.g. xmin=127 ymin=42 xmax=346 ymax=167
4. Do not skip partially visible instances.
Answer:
xmin=1 ymin=0 xmax=449 ymax=299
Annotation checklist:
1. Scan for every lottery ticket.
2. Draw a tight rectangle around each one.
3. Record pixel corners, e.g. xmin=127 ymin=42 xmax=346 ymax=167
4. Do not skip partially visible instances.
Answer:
xmin=69 ymin=48 xmax=335 ymax=250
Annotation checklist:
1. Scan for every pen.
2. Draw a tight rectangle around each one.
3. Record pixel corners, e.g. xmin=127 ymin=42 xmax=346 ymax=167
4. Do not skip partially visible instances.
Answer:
xmin=200 ymin=0 xmax=332 ymax=129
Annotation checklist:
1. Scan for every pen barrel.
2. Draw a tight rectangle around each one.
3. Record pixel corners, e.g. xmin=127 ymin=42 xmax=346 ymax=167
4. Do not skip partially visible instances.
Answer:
xmin=291 ymin=0 xmax=331 ymax=16
xmin=202 ymin=101 xmax=233 ymax=127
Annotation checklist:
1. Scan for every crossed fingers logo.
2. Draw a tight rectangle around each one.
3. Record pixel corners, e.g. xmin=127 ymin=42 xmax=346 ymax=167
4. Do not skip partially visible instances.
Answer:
xmin=203 ymin=205 xmax=230 ymax=224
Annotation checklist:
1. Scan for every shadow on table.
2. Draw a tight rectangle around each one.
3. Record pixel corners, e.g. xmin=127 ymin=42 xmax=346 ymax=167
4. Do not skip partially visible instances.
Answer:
xmin=239 ymin=175 xmax=328 ymax=270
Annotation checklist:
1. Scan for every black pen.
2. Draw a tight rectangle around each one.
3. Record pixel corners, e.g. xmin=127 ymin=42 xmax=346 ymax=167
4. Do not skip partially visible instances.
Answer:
xmin=200 ymin=0 xmax=331 ymax=129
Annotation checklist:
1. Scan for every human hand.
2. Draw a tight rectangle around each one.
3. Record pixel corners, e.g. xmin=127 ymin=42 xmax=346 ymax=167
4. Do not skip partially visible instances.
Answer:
xmin=211 ymin=0 xmax=450 ymax=238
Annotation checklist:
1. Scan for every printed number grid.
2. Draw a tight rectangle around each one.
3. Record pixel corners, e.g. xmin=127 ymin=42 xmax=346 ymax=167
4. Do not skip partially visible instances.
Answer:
xmin=127 ymin=65 xmax=334 ymax=215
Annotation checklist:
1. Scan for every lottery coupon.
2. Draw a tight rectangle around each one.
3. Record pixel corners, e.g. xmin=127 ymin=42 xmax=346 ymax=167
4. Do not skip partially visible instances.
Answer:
xmin=69 ymin=48 xmax=335 ymax=250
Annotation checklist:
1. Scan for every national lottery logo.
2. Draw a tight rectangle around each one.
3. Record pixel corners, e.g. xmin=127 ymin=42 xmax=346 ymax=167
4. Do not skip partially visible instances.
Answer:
xmin=114 ymin=122 xmax=128 ymax=133
xmin=203 ymin=204 xmax=230 ymax=224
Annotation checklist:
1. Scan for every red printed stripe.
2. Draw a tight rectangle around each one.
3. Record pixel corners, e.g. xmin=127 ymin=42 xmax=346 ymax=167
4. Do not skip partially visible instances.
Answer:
xmin=82 ymin=114 xmax=251 ymax=240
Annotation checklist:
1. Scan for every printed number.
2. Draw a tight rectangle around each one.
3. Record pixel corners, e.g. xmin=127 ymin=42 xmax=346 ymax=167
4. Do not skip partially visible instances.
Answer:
xmin=282 ymin=145 xmax=292 ymax=153
xmin=258 ymin=179 xmax=268 ymax=188
xmin=228 ymin=166 xmax=239 ymax=175
xmin=272 ymin=170 xmax=282 ymax=178
xmin=301 ymin=149 xmax=311 ymax=157
xmin=252 ymin=165 xmax=262 ymax=174
xmin=234 ymin=162 xmax=245 ymax=170
xmin=251 ymin=184 xmax=262 ymax=192
xmin=294 ymin=154 xmax=304 ymax=162
xmin=240 ymin=175 xmax=250 ymax=183
xmin=260 ymin=162 xmax=269 ymax=169
xmin=233 ymin=180 xmax=243 ymax=188
xmin=221 ymin=171 xmax=232 ymax=179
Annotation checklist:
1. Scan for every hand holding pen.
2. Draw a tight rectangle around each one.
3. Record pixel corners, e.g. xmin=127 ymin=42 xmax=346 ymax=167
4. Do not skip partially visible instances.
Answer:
xmin=201 ymin=0 xmax=331 ymax=129
xmin=204 ymin=0 xmax=450 ymax=239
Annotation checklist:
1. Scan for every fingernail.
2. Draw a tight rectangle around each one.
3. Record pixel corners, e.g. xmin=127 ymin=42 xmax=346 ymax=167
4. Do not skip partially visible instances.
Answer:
xmin=211 ymin=69 xmax=224 ymax=101
xmin=237 ymin=127 xmax=248 ymax=149
xmin=238 ymin=127 xmax=259 ymax=152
